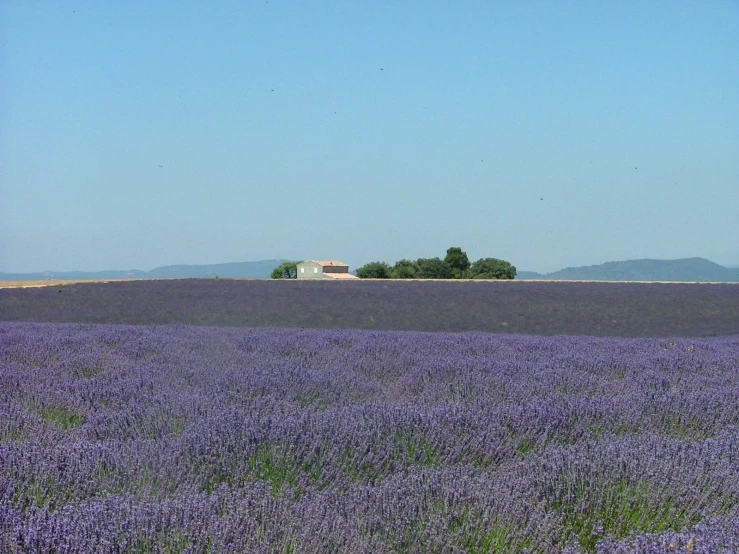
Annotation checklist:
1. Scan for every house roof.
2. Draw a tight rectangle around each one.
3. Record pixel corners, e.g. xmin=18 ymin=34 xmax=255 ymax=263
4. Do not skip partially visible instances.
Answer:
xmin=324 ymin=272 xmax=359 ymax=279
xmin=305 ymin=260 xmax=349 ymax=267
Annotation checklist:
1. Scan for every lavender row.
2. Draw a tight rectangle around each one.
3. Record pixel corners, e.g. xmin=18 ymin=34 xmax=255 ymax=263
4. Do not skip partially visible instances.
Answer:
xmin=2 ymin=279 xmax=738 ymax=336
xmin=2 ymin=322 xmax=739 ymax=552
xmin=3 ymin=436 xmax=738 ymax=552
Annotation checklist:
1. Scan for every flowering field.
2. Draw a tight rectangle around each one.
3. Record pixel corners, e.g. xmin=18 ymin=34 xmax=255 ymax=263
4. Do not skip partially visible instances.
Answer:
xmin=1 ymin=279 xmax=738 ymax=336
xmin=1 ymin=322 xmax=738 ymax=553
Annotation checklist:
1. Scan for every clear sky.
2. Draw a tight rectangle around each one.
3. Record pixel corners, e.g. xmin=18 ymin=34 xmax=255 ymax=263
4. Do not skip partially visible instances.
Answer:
xmin=1 ymin=1 xmax=737 ymax=274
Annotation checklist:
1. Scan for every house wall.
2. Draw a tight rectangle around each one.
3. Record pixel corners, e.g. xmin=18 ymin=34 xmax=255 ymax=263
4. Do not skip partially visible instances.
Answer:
xmin=297 ymin=261 xmax=326 ymax=279
xmin=297 ymin=261 xmax=351 ymax=279
xmin=322 ymin=265 xmax=349 ymax=274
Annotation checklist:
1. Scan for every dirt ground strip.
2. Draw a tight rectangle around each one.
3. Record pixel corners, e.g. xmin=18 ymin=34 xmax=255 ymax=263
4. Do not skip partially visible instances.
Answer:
xmin=0 ymin=279 xmax=145 ymax=289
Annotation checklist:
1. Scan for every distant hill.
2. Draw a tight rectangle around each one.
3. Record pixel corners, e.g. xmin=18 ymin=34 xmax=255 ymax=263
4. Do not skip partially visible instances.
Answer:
xmin=6 ymin=258 xmax=737 ymax=283
xmin=518 ymin=258 xmax=739 ymax=282
xmin=0 ymin=260 xmax=288 ymax=281
xmin=146 ymin=260 xmax=288 ymax=279
xmin=516 ymin=271 xmax=545 ymax=279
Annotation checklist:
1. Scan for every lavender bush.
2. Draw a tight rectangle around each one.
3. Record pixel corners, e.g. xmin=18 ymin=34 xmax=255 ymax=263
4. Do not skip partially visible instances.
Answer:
xmin=1 ymin=322 xmax=738 ymax=552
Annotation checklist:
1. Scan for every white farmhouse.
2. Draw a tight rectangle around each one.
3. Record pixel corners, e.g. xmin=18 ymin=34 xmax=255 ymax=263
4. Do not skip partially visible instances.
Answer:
xmin=296 ymin=260 xmax=359 ymax=280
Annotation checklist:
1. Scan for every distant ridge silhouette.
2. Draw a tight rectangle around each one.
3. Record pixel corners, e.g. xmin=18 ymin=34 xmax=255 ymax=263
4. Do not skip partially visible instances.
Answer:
xmin=517 ymin=257 xmax=739 ymax=282
xmin=0 ymin=260 xmax=288 ymax=281
xmin=5 ymin=258 xmax=738 ymax=283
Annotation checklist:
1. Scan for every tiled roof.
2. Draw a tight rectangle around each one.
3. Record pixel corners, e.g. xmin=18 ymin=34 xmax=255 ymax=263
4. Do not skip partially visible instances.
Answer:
xmin=309 ymin=260 xmax=349 ymax=267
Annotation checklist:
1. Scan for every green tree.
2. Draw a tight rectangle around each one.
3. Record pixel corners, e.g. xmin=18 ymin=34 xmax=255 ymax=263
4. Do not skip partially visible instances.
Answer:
xmin=390 ymin=259 xmax=419 ymax=279
xmin=356 ymin=261 xmax=392 ymax=278
xmin=469 ymin=258 xmax=516 ymax=279
xmin=416 ymin=257 xmax=453 ymax=279
xmin=270 ymin=261 xmax=302 ymax=279
xmin=444 ymin=247 xmax=471 ymax=278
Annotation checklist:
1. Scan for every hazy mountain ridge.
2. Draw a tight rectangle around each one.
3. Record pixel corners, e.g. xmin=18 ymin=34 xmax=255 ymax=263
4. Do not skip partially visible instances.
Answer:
xmin=519 ymin=258 xmax=739 ymax=282
xmin=4 ymin=258 xmax=738 ymax=283
xmin=0 ymin=260 xmax=288 ymax=281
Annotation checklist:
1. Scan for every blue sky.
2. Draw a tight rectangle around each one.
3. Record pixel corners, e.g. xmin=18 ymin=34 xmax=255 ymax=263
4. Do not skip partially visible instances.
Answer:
xmin=1 ymin=1 xmax=737 ymax=273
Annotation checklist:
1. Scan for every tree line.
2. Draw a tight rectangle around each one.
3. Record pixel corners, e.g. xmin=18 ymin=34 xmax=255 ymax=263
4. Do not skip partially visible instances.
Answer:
xmin=356 ymin=247 xmax=516 ymax=279
xmin=270 ymin=249 xmax=515 ymax=279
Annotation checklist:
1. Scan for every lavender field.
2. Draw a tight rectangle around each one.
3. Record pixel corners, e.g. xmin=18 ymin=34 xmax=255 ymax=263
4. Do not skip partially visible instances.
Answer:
xmin=1 ymin=279 xmax=738 ymax=336
xmin=2 ymin=322 xmax=739 ymax=553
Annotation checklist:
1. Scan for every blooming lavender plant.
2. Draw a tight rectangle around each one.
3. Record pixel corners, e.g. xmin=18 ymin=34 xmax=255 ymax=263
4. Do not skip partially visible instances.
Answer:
xmin=1 ymin=322 xmax=738 ymax=552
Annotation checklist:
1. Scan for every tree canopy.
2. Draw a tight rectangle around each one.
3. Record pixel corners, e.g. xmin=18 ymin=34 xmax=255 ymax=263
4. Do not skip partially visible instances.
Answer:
xmin=416 ymin=257 xmax=453 ymax=279
xmin=444 ymin=247 xmax=470 ymax=278
xmin=270 ymin=261 xmax=302 ymax=279
xmin=355 ymin=262 xmax=392 ymax=279
xmin=470 ymin=258 xmax=516 ymax=279
xmin=356 ymin=248 xmax=516 ymax=280
xmin=391 ymin=259 xmax=419 ymax=279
